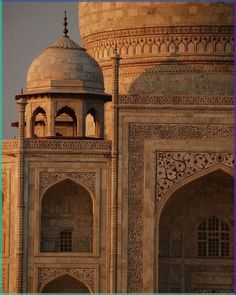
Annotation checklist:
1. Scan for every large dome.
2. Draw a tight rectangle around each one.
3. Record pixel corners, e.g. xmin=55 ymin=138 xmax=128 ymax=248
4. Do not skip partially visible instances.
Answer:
xmin=79 ymin=2 xmax=233 ymax=38
xmin=26 ymin=36 xmax=105 ymax=94
xmin=78 ymin=2 xmax=234 ymax=140
xmin=78 ymin=2 xmax=234 ymax=96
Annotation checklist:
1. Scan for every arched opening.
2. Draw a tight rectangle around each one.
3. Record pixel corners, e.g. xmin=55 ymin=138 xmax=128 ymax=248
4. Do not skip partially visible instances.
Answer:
xmin=85 ymin=108 xmax=100 ymax=138
xmin=40 ymin=179 xmax=93 ymax=253
xmin=41 ymin=274 xmax=90 ymax=293
xmin=55 ymin=106 xmax=77 ymax=137
xmin=157 ymin=170 xmax=233 ymax=293
xmin=31 ymin=107 xmax=47 ymax=137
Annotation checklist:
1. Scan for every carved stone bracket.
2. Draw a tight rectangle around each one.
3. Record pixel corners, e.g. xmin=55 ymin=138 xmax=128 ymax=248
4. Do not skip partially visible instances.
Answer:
xmin=38 ymin=267 xmax=95 ymax=292
xmin=39 ymin=172 xmax=96 ymax=197
xmin=128 ymin=122 xmax=233 ymax=292
xmin=156 ymin=152 xmax=234 ymax=200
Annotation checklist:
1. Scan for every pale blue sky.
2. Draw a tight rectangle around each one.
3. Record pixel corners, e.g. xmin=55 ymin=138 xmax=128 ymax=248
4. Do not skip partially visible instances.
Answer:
xmin=3 ymin=2 xmax=81 ymax=138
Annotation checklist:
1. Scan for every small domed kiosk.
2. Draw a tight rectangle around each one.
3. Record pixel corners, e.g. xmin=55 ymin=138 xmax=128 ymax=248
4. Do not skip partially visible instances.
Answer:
xmin=18 ymin=12 xmax=111 ymax=139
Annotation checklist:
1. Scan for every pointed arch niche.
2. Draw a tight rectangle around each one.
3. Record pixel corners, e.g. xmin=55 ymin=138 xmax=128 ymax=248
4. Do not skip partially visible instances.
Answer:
xmin=31 ymin=107 xmax=47 ymax=137
xmin=40 ymin=178 xmax=93 ymax=253
xmin=156 ymin=168 xmax=234 ymax=292
xmin=85 ymin=108 xmax=100 ymax=138
xmin=40 ymin=274 xmax=90 ymax=293
xmin=55 ymin=106 xmax=77 ymax=137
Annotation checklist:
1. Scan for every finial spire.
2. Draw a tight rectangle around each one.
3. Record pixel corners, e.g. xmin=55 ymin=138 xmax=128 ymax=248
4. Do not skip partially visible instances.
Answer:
xmin=63 ymin=10 xmax=69 ymax=37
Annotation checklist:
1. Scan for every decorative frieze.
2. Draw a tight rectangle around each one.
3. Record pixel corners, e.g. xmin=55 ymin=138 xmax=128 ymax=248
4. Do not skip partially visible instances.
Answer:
xmin=38 ymin=267 xmax=95 ymax=292
xmin=82 ymin=26 xmax=233 ymax=62
xmin=118 ymin=95 xmax=234 ymax=106
xmin=2 ymin=140 xmax=18 ymax=151
xmin=83 ymin=26 xmax=234 ymax=44
xmin=100 ymin=58 xmax=234 ymax=71
xmin=2 ymin=139 xmax=112 ymax=153
xmin=24 ymin=139 xmax=111 ymax=153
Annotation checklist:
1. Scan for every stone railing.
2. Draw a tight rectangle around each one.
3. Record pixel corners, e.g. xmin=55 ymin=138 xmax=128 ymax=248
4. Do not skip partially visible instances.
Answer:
xmin=2 ymin=138 xmax=112 ymax=155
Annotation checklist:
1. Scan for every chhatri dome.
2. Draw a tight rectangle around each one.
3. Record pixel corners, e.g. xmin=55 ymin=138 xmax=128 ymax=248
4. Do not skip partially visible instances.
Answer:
xmin=26 ymin=12 xmax=104 ymax=94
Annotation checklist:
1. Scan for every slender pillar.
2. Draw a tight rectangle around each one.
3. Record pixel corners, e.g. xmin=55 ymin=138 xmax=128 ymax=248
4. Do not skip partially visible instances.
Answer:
xmin=47 ymin=99 xmax=55 ymax=137
xmin=15 ymin=93 xmax=27 ymax=293
xmin=110 ymin=47 xmax=121 ymax=293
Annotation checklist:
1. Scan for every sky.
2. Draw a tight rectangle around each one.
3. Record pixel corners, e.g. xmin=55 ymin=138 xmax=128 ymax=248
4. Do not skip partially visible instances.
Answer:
xmin=3 ymin=2 xmax=81 ymax=139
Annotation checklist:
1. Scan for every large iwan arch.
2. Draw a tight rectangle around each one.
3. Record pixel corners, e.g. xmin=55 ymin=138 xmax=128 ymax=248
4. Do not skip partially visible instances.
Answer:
xmin=156 ymin=168 xmax=234 ymax=292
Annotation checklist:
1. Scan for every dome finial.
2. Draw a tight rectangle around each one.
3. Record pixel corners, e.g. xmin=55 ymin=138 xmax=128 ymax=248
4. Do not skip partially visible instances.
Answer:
xmin=63 ymin=10 xmax=69 ymax=37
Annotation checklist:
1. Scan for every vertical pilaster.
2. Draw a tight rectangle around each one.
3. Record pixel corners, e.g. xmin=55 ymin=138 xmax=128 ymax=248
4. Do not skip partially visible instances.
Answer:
xmin=15 ymin=95 xmax=27 ymax=293
xmin=47 ymin=99 xmax=55 ymax=137
xmin=110 ymin=47 xmax=121 ymax=293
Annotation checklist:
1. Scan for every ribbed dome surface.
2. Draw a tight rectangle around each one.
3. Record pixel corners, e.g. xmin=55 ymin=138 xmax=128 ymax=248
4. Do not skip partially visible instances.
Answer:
xmin=26 ymin=36 xmax=104 ymax=94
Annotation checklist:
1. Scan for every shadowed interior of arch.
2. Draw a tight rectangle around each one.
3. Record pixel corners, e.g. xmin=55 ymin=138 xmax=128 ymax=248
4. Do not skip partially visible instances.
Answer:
xmin=55 ymin=106 xmax=77 ymax=137
xmin=41 ymin=274 xmax=90 ymax=293
xmin=85 ymin=108 xmax=100 ymax=138
xmin=40 ymin=178 xmax=93 ymax=253
xmin=31 ymin=107 xmax=47 ymax=137
xmin=157 ymin=169 xmax=234 ymax=292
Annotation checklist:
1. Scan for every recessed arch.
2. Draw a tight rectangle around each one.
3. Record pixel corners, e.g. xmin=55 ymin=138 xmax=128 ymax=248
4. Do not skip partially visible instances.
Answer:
xmin=55 ymin=106 xmax=77 ymax=137
xmin=40 ymin=274 xmax=91 ymax=293
xmin=40 ymin=178 xmax=93 ymax=253
xmin=40 ymin=176 xmax=94 ymax=202
xmin=31 ymin=106 xmax=47 ymax=137
xmin=156 ymin=166 xmax=234 ymax=292
xmin=156 ymin=164 xmax=234 ymax=222
xmin=85 ymin=108 xmax=100 ymax=138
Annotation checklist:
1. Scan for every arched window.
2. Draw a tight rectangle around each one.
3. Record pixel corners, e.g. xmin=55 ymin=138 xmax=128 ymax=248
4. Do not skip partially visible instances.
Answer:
xmin=85 ymin=108 xmax=100 ymax=138
xmin=55 ymin=106 xmax=77 ymax=137
xmin=41 ymin=179 xmax=93 ymax=253
xmin=41 ymin=274 xmax=90 ymax=293
xmin=31 ymin=107 xmax=47 ymax=137
xmin=198 ymin=216 xmax=230 ymax=257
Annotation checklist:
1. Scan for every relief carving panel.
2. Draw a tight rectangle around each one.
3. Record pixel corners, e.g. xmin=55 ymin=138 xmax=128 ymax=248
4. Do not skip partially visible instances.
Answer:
xmin=156 ymin=152 xmax=234 ymax=201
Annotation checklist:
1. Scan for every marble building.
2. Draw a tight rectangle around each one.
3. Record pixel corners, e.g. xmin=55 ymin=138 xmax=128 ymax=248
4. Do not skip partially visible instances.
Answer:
xmin=2 ymin=2 xmax=234 ymax=293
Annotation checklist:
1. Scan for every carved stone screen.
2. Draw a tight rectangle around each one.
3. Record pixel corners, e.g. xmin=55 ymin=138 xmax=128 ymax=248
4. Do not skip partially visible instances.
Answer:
xmin=158 ymin=170 xmax=234 ymax=292
xmin=41 ymin=178 xmax=93 ymax=253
